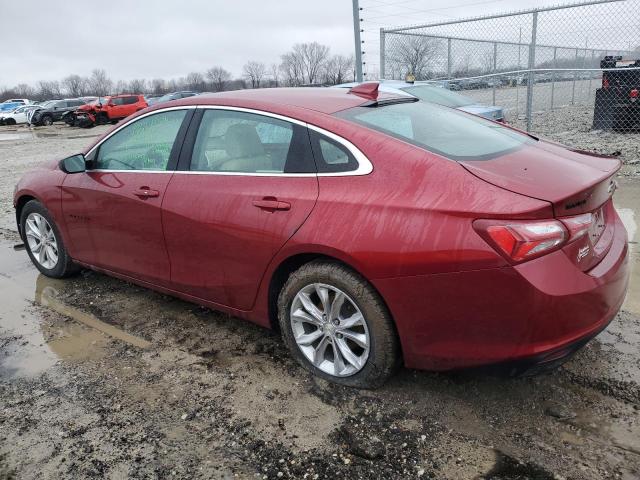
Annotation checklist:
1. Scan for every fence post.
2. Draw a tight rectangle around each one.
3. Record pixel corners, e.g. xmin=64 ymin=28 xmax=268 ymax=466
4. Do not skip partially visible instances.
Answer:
xmin=588 ymin=49 xmax=595 ymax=104
xmin=447 ymin=38 xmax=452 ymax=79
xmin=492 ymin=41 xmax=497 ymax=106
xmin=380 ymin=29 xmax=386 ymax=80
xmin=525 ymin=11 xmax=538 ymax=132
xmin=550 ymin=47 xmax=557 ymax=110
xmin=571 ymin=48 xmax=578 ymax=105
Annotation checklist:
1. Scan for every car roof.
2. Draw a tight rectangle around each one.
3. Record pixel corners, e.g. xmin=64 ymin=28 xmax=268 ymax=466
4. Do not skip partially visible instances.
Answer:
xmin=180 ymin=87 xmax=402 ymax=114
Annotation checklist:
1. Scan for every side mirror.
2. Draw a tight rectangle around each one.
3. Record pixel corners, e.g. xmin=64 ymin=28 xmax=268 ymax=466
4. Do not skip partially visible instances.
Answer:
xmin=59 ymin=154 xmax=86 ymax=174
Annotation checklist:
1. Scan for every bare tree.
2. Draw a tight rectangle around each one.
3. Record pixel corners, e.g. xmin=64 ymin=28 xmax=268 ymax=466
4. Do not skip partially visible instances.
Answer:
xmin=389 ymin=36 xmax=441 ymax=80
xmin=269 ymin=63 xmax=280 ymax=87
xmin=243 ymin=61 xmax=266 ymax=88
xmin=150 ymin=78 xmax=167 ymax=95
xmin=62 ymin=75 xmax=86 ymax=97
xmin=323 ymin=54 xmax=354 ymax=85
xmin=88 ymin=69 xmax=113 ymax=96
xmin=14 ymin=83 xmax=35 ymax=98
xmin=298 ymin=42 xmax=330 ymax=84
xmin=280 ymin=52 xmax=305 ymax=86
xmin=36 ymin=80 xmax=62 ymax=100
xmin=128 ymin=79 xmax=147 ymax=94
xmin=206 ymin=66 xmax=231 ymax=92
xmin=185 ymin=72 xmax=206 ymax=91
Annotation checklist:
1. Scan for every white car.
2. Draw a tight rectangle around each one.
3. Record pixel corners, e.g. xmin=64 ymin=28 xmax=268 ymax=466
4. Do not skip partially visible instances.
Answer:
xmin=1 ymin=98 xmax=31 ymax=105
xmin=0 ymin=104 xmax=41 ymax=125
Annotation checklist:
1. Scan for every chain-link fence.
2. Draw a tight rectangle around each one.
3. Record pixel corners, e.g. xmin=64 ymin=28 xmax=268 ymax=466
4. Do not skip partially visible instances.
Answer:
xmin=380 ymin=0 xmax=640 ymax=136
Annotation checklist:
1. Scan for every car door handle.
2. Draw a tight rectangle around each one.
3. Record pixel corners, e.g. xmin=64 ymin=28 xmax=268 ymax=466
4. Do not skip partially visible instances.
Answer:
xmin=252 ymin=198 xmax=291 ymax=211
xmin=134 ymin=187 xmax=160 ymax=198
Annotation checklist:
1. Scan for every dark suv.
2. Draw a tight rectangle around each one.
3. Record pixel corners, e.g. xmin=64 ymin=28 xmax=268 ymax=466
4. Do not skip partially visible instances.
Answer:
xmin=30 ymin=99 xmax=87 ymax=126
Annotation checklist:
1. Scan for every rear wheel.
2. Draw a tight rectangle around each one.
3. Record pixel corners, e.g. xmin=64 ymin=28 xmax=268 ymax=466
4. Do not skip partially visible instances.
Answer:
xmin=278 ymin=261 xmax=400 ymax=388
xmin=20 ymin=200 xmax=79 ymax=278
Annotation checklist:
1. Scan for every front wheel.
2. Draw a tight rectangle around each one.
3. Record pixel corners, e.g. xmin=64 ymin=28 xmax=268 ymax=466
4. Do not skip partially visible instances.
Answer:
xmin=41 ymin=115 xmax=53 ymax=126
xmin=278 ymin=261 xmax=400 ymax=388
xmin=20 ymin=200 xmax=79 ymax=278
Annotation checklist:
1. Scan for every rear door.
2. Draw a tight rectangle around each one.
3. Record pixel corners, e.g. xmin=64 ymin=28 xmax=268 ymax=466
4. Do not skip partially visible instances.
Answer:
xmin=162 ymin=107 xmax=318 ymax=309
xmin=61 ymin=108 xmax=194 ymax=285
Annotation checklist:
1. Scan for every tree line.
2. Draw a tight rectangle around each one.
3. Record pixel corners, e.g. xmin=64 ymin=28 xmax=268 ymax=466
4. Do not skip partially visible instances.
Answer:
xmin=0 ymin=42 xmax=355 ymax=102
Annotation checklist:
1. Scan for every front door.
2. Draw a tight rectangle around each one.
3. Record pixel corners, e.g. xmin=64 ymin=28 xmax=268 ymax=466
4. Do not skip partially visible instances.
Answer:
xmin=61 ymin=108 xmax=191 ymax=286
xmin=162 ymin=108 xmax=319 ymax=310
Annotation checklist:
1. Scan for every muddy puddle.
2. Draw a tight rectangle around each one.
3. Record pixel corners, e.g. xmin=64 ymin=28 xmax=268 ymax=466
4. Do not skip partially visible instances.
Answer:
xmin=0 ymin=127 xmax=100 ymax=142
xmin=0 ymin=242 xmax=149 ymax=378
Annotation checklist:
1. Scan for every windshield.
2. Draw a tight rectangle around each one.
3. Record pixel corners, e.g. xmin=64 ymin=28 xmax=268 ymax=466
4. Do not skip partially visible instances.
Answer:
xmin=38 ymin=101 xmax=56 ymax=109
xmin=90 ymin=97 xmax=108 ymax=105
xmin=336 ymin=101 xmax=532 ymax=162
xmin=400 ymin=85 xmax=475 ymax=108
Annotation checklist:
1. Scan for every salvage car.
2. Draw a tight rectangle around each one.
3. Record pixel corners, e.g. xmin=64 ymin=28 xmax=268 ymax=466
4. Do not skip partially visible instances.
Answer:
xmin=14 ymin=83 xmax=629 ymax=388
xmin=336 ymin=80 xmax=504 ymax=121
xmin=74 ymin=94 xmax=147 ymax=127
xmin=30 ymin=98 xmax=87 ymax=126
xmin=0 ymin=104 xmax=41 ymax=125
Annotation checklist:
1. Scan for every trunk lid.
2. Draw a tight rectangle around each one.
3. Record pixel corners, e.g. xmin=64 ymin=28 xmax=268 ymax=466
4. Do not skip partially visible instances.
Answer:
xmin=461 ymin=140 xmax=622 ymax=271
xmin=460 ymin=141 xmax=620 ymax=217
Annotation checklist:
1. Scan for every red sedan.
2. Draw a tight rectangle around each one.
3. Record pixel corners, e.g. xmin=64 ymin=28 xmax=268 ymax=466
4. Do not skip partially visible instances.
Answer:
xmin=14 ymin=83 xmax=629 ymax=388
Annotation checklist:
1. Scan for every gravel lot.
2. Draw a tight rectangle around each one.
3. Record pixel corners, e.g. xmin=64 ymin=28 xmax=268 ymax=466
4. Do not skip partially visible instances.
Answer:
xmin=0 ymin=119 xmax=639 ymax=480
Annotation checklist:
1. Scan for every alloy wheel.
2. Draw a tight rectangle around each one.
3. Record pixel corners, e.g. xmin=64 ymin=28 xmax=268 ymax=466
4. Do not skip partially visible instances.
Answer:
xmin=25 ymin=212 xmax=59 ymax=269
xmin=290 ymin=283 xmax=370 ymax=377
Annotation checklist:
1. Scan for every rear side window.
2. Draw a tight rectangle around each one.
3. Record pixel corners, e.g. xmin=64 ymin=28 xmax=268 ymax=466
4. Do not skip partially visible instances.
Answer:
xmin=189 ymin=109 xmax=315 ymax=174
xmin=309 ymin=131 xmax=359 ymax=173
xmin=336 ymin=101 xmax=533 ymax=161
xmin=123 ymin=96 xmax=138 ymax=105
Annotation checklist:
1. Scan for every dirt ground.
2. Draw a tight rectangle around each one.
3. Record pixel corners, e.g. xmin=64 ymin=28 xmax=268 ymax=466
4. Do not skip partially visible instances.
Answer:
xmin=0 ymin=119 xmax=639 ymax=480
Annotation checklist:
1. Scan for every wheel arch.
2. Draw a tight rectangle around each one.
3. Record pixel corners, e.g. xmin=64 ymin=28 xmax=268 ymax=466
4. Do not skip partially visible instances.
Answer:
xmin=266 ymin=252 xmax=402 ymax=359
xmin=15 ymin=194 xmax=38 ymax=239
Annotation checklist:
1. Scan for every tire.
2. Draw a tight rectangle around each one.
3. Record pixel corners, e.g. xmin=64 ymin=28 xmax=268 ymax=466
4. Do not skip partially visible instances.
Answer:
xmin=41 ymin=115 xmax=53 ymax=126
xmin=277 ymin=261 xmax=400 ymax=388
xmin=97 ymin=112 xmax=109 ymax=125
xmin=64 ymin=114 xmax=76 ymax=126
xmin=5 ymin=118 xmax=16 ymax=126
xmin=20 ymin=200 xmax=79 ymax=278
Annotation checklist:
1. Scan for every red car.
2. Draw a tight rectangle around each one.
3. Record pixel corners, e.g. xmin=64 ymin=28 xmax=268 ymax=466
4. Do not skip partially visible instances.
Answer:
xmin=14 ymin=84 xmax=629 ymax=388
xmin=73 ymin=94 xmax=148 ymax=127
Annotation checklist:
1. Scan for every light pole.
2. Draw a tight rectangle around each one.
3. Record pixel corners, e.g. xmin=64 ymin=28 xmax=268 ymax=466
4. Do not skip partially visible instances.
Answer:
xmin=352 ymin=0 xmax=364 ymax=82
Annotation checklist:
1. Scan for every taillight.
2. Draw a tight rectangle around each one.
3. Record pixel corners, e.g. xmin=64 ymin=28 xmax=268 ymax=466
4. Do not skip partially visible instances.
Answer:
xmin=631 ymin=89 xmax=638 ymax=100
xmin=603 ymin=76 xmax=609 ymax=89
xmin=560 ymin=213 xmax=593 ymax=241
xmin=473 ymin=219 xmax=567 ymax=263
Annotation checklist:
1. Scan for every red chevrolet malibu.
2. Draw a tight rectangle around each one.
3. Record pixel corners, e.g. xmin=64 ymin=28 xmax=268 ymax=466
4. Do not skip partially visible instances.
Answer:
xmin=14 ymin=84 xmax=629 ymax=387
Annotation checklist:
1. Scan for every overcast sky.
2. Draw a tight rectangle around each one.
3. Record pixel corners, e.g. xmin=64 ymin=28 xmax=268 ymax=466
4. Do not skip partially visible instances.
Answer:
xmin=0 ymin=0 xmax=582 ymax=87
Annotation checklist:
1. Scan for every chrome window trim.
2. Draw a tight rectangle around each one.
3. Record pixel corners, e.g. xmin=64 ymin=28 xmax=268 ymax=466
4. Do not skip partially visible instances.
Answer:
xmin=85 ymin=106 xmax=197 ymax=160
xmin=85 ymin=104 xmax=373 ymax=177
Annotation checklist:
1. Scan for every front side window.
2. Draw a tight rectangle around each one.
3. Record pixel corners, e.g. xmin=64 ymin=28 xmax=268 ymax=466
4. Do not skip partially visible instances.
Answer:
xmin=336 ymin=101 xmax=533 ymax=162
xmin=93 ymin=110 xmax=187 ymax=171
xmin=190 ymin=109 xmax=314 ymax=174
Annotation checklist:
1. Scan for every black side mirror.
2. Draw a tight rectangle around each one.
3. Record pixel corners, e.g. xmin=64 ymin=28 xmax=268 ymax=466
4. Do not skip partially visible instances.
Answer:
xmin=60 ymin=154 xmax=86 ymax=174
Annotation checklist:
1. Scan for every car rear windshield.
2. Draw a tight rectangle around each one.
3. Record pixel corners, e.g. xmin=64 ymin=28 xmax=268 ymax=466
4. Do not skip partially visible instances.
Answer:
xmin=335 ymin=101 xmax=533 ymax=161
xmin=400 ymin=85 xmax=475 ymax=108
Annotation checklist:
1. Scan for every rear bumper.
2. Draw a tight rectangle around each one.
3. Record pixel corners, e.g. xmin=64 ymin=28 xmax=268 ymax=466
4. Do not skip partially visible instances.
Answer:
xmin=374 ymin=211 xmax=630 ymax=371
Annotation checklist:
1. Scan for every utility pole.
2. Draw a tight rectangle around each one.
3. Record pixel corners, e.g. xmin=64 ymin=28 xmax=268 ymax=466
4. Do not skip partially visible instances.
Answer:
xmin=352 ymin=0 xmax=363 ymax=82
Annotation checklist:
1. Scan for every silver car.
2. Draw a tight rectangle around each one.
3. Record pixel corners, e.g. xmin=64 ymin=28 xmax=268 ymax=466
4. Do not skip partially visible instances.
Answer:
xmin=336 ymin=80 xmax=504 ymax=122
